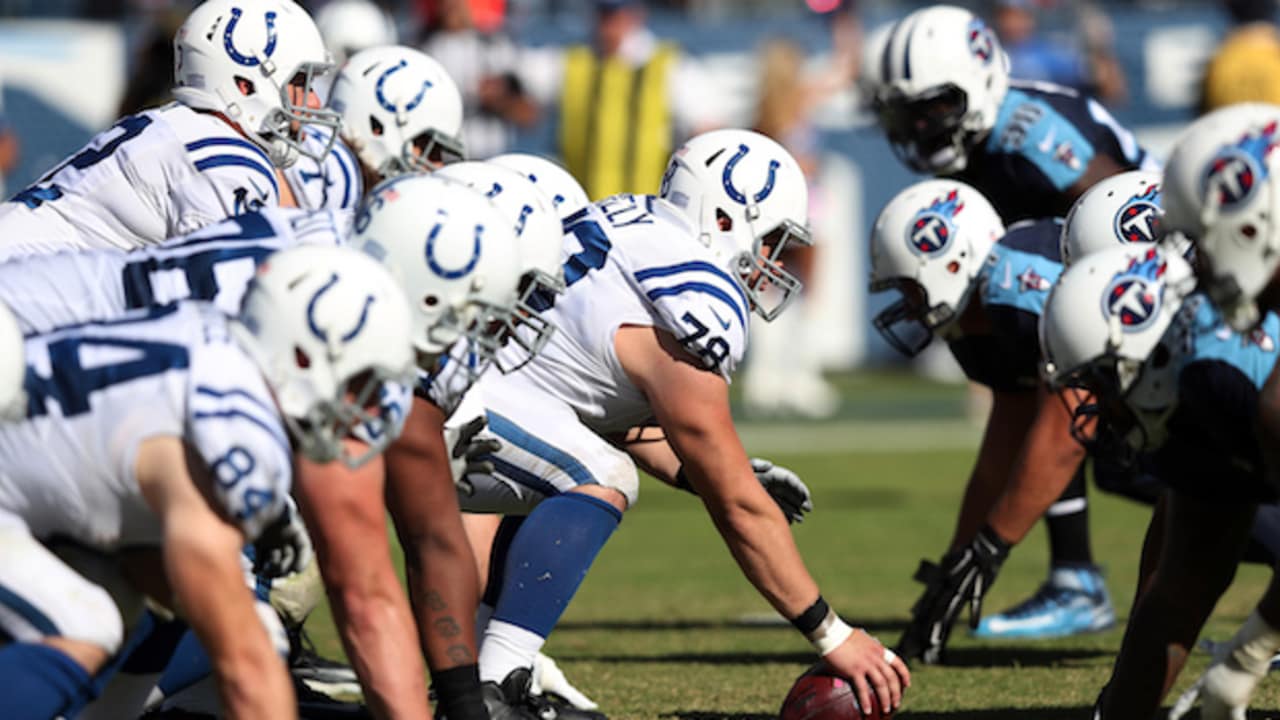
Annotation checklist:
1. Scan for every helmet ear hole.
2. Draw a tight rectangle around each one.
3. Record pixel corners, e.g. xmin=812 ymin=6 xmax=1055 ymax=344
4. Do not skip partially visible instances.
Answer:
xmin=422 ymin=295 xmax=439 ymax=309
xmin=295 ymin=346 xmax=312 ymax=369
xmin=946 ymin=260 xmax=961 ymax=274
xmin=716 ymin=209 xmax=733 ymax=232
xmin=235 ymin=76 xmax=256 ymax=97
xmin=370 ymin=116 xmax=384 ymax=136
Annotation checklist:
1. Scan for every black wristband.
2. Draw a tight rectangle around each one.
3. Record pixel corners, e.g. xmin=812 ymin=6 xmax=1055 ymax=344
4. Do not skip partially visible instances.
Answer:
xmin=673 ymin=466 xmax=697 ymax=495
xmin=790 ymin=595 xmax=830 ymax=635
xmin=432 ymin=664 xmax=486 ymax=720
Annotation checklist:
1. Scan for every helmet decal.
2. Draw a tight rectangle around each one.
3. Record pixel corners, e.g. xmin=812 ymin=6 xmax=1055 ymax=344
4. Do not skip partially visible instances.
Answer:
xmin=425 ymin=220 xmax=483 ymax=280
xmin=224 ymin=8 xmax=279 ymax=67
xmin=1203 ymin=121 xmax=1280 ymax=212
xmin=722 ymin=144 xmax=780 ymax=205
xmin=906 ymin=189 xmax=964 ymax=257
xmin=967 ymin=18 xmax=995 ymax=65
xmin=1114 ymin=183 xmax=1162 ymax=244
xmin=307 ymin=273 xmax=377 ymax=343
xmin=1101 ymin=248 xmax=1167 ymax=332
xmin=374 ymin=59 xmax=433 ymax=115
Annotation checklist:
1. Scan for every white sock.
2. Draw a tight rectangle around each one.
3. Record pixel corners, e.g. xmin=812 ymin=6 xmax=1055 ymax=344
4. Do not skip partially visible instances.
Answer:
xmin=478 ymin=620 xmax=545 ymax=684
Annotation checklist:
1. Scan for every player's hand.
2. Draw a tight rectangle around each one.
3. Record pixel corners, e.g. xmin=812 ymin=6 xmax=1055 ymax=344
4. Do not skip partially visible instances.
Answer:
xmin=444 ymin=415 xmax=501 ymax=495
xmin=252 ymin=495 xmax=313 ymax=579
xmin=822 ymin=628 xmax=910 ymax=714
xmin=750 ymin=457 xmax=813 ymax=523
xmin=1170 ymin=634 xmax=1272 ymax=720
xmin=895 ymin=525 xmax=1010 ymax=665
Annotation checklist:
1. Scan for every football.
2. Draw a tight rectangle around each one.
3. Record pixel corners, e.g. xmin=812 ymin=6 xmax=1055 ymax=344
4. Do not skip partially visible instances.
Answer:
xmin=779 ymin=666 xmax=893 ymax=720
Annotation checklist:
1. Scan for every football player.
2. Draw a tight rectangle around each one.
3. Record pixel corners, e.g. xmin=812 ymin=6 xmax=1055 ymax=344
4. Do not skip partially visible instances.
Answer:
xmin=1140 ymin=101 xmax=1280 ymax=720
xmin=873 ymin=4 xmax=1156 ymax=224
xmin=0 ymin=245 xmax=416 ymax=720
xmin=281 ymin=45 xmax=467 ymax=222
xmin=870 ymin=179 xmax=1116 ymax=663
xmin=872 ymin=3 xmax=1158 ymax=643
xmin=442 ymin=129 xmax=909 ymax=718
xmin=0 ymin=0 xmax=338 ymax=256
xmin=0 ymin=184 xmax=528 ymax=719
xmin=1037 ymin=243 xmax=1280 ymax=720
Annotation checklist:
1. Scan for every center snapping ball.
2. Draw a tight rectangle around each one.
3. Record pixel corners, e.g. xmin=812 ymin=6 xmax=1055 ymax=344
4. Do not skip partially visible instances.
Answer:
xmin=779 ymin=666 xmax=893 ymax=720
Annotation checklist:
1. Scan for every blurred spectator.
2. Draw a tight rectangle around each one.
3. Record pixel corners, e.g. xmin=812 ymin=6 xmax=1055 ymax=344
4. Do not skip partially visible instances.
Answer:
xmin=420 ymin=0 xmax=539 ymax=159
xmin=554 ymin=0 xmax=722 ymax=199
xmin=742 ymin=26 xmax=858 ymax=418
xmin=991 ymin=0 xmax=1126 ymax=104
xmin=1199 ymin=0 xmax=1280 ymax=113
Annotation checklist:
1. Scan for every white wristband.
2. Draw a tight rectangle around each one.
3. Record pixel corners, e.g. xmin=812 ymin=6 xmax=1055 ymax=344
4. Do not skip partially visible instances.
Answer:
xmin=807 ymin=609 xmax=855 ymax=657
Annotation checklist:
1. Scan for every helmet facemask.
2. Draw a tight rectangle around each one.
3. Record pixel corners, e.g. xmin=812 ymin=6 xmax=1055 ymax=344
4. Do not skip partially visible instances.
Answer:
xmin=871 ymin=275 xmax=974 ymax=357
xmin=245 ymin=61 xmax=342 ymax=167
xmin=288 ymin=365 xmax=411 ymax=469
xmin=490 ymin=273 xmax=558 ymax=374
xmin=876 ymin=83 xmax=974 ymax=175
xmin=733 ymin=215 xmax=812 ymax=321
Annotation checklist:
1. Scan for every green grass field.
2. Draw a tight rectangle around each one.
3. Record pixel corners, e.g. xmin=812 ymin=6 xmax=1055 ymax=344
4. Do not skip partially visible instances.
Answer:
xmin=306 ymin=372 xmax=1280 ymax=718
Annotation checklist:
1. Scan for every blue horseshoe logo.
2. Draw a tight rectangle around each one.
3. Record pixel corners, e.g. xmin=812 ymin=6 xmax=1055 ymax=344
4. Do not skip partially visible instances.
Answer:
xmin=721 ymin=144 xmax=779 ymax=205
xmin=375 ymin=59 xmax=434 ymax=115
xmin=307 ymin=273 xmax=377 ymax=343
xmin=425 ymin=221 xmax=483 ymax=280
xmin=224 ymin=9 xmax=278 ymax=67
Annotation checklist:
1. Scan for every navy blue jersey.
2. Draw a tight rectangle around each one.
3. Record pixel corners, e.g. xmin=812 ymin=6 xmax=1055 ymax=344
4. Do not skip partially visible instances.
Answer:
xmin=947 ymin=218 xmax=1063 ymax=392
xmin=952 ymin=81 xmax=1153 ymax=223
xmin=1156 ymin=295 xmax=1280 ymax=503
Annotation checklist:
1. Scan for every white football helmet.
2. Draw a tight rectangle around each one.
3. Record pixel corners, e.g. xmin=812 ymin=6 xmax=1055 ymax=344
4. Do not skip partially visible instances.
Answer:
xmin=0 ymin=301 xmax=26 ymax=423
xmin=314 ymin=0 xmax=398 ymax=66
xmin=230 ymin=245 xmax=416 ymax=468
xmin=173 ymin=0 xmax=341 ymax=168
xmin=489 ymin=153 xmax=590 ymax=223
xmin=869 ymin=179 xmax=1005 ymax=356
xmin=434 ymin=161 xmax=563 ymax=367
xmin=1040 ymin=244 xmax=1195 ymax=456
xmin=660 ymin=129 xmax=812 ymax=321
xmin=1060 ymin=171 xmax=1165 ymax=267
xmin=352 ymin=173 xmax=529 ymax=383
xmin=1162 ymin=102 xmax=1280 ymax=332
xmin=874 ymin=5 xmax=1010 ymax=174
xmin=329 ymin=46 xmax=466 ymax=178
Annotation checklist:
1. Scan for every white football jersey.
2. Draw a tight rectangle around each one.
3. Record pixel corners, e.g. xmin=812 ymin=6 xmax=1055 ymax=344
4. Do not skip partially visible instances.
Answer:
xmin=0 ymin=207 xmax=345 ymax=334
xmin=0 ymin=302 xmax=292 ymax=549
xmin=482 ymin=193 xmax=749 ymax=435
xmin=280 ymin=128 xmax=364 ymax=219
xmin=0 ymin=103 xmax=282 ymax=257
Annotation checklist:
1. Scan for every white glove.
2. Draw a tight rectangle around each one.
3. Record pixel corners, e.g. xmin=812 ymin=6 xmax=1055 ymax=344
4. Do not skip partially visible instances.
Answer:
xmin=531 ymin=652 xmax=599 ymax=711
xmin=444 ymin=415 xmax=501 ymax=495
xmin=1170 ymin=613 xmax=1280 ymax=720
xmin=750 ymin=458 xmax=813 ymax=523
xmin=252 ymin=495 xmax=313 ymax=579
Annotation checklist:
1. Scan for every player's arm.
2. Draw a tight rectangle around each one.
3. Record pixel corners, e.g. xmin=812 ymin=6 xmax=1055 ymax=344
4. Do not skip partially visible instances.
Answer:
xmin=384 ymin=396 xmax=487 ymax=719
xmin=615 ymin=324 xmax=908 ymax=713
xmin=292 ymin=439 xmax=432 ymax=720
xmin=134 ymin=435 xmax=296 ymax=720
xmin=617 ymin=427 xmax=813 ymax=523
xmin=985 ymin=383 xmax=1089 ymax=544
xmin=947 ymin=388 xmax=1038 ymax=550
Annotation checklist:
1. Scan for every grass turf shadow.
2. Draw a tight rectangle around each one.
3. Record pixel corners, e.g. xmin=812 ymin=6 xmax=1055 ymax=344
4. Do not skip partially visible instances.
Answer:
xmin=662 ymin=713 xmax=776 ymax=720
xmin=928 ymin=646 xmax=1112 ymax=668
xmin=557 ymin=617 xmax=910 ymax=633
